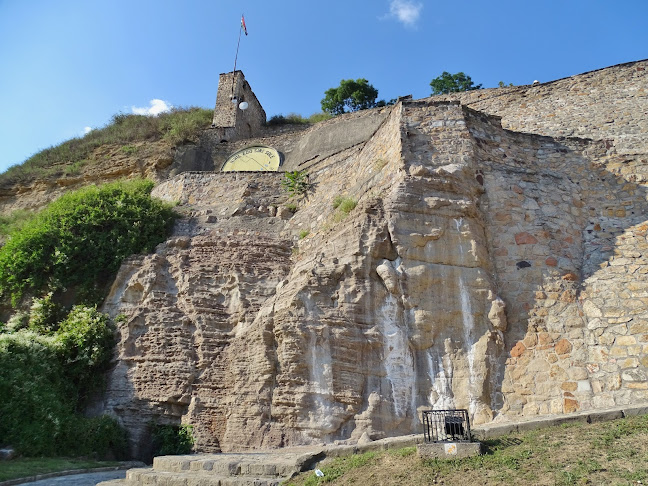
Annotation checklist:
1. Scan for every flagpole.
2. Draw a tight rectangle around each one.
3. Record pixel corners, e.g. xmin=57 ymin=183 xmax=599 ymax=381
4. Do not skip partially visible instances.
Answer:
xmin=231 ymin=16 xmax=243 ymax=99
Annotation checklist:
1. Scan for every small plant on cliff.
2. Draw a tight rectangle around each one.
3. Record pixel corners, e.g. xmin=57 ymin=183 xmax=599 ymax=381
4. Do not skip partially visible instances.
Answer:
xmin=0 ymin=179 xmax=176 ymax=305
xmin=151 ymin=424 xmax=194 ymax=456
xmin=430 ymin=71 xmax=482 ymax=95
xmin=331 ymin=195 xmax=357 ymax=222
xmin=281 ymin=170 xmax=310 ymax=198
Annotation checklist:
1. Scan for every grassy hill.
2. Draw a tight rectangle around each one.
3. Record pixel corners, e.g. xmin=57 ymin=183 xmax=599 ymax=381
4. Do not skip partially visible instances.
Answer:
xmin=0 ymin=107 xmax=213 ymax=187
xmin=287 ymin=414 xmax=648 ymax=486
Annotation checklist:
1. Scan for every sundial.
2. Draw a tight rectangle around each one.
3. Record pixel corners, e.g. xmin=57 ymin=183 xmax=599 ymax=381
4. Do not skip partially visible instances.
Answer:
xmin=221 ymin=145 xmax=282 ymax=172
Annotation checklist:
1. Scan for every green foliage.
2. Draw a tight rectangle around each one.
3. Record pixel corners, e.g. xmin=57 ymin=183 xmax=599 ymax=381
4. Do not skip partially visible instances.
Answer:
xmin=0 ymin=179 xmax=176 ymax=305
xmin=267 ymin=112 xmax=333 ymax=126
xmin=0 ymin=209 xmax=36 ymax=237
xmin=332 ymin=196 xmax=357 ymax=213
xmin=0 ymin=308 xmax=124 ymax=457
xmin=285 ymin=202 xmax=298 ymax=212
xmin=498 ymin=81 xmax=514 ymax=88
xmin=0 ymin=107 xmax=212 ymax=186
xmin=151 ymin=424 xmax=194 ymax=456
xmin=0 ymin=331 xmax=71 ymax=455
xmin=298 ymin=230 xmax=310 ymax=239
xmin=430 ymin=71 xmax=482 ymax=95
xmin=331 ymin=196 xmax=357 ymax=223
xmin=307 ymin=112 xmax=334 ymax=123
xmin=267 ymin=113 xmax=310 ymax=126
xmin=55 ymin=305 xmax=115 ymax=405
xmin=281 ymin=170 xmax=310 ymax=198
xmin=28 ymin=293 xmax=64 ymax=334
xmin=321 ymin=78 xmax=380 ymax=115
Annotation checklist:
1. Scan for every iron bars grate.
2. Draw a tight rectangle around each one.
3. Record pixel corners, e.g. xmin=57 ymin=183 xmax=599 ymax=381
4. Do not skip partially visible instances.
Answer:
xmin=422 ymin=409 xmax=472 ymax=443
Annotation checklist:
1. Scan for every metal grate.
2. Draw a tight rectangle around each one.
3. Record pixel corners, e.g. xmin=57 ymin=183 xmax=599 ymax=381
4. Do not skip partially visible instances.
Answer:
xmin=422 ymin=409 xmax=472 ymax=443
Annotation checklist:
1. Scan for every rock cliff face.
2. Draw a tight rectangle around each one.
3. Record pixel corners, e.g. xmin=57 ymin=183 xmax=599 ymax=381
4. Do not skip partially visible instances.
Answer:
xmin=24 ymin=60 xmax=648 ymax=457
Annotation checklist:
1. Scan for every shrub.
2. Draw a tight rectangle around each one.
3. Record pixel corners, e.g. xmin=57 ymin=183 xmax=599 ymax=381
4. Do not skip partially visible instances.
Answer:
xmin=28 ymin=293 xmax=64 ymax=334
xmin=151 ymin=424 xmax=194 ymax=456
xmin=55 ymin=305 xmax=115 ymax=405
xmin=62 ymin=415 xmax=128 ymax=460
xmin=298 ymin=230 xmax=310 ymax=239
xmin=0 ymin=179 xmax=176 ymax=305
xmin=281 ymin=171 xmax=310 ymax=198
xmin=0 ymin=311 xmax=124 ymax=457
xmin=0 ymin=331 xmax=73 ymax=455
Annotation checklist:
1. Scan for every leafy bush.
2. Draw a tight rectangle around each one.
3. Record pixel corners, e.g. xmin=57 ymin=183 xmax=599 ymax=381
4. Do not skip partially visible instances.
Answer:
xmin=151 ymin=424 xmax=194 ymax=456
xmin=55 ymin=305 xmax=115 ymax=405
xmin=0 ymin=331 xmax=72 ymax=456
xmin=281 ymin=171 xmax=310 ymax=198
xmin=0 ymin=179 xmax=176 ymax=305
xmin=28 ymin=293 xmax=64 ymax=334
xmin=0 ymin=314 xmax=125 ymax=457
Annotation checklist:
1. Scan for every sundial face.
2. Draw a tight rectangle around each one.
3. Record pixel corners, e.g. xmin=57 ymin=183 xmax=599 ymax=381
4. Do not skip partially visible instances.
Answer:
xmin=221 ymin=145 xmax=282 ymax=172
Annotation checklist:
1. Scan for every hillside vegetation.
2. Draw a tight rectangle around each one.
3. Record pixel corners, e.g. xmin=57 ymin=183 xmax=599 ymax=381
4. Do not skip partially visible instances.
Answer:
xmin=0 ymin=179 xmax=176 ymax=458
xmin=1 ymin=107 xmax=212 ymax=186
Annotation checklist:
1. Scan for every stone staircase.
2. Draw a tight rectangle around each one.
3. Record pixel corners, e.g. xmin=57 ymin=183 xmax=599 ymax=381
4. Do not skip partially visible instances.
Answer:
xmin=97 ymin=450 xmax=324 ymax=486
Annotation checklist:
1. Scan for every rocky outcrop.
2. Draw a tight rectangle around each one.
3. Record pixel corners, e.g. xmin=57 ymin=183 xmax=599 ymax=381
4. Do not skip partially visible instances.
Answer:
xmin=97 ymin=60 xmax=648 ymax=458
xmin=2 ymin=60 xmax=644 ymax=458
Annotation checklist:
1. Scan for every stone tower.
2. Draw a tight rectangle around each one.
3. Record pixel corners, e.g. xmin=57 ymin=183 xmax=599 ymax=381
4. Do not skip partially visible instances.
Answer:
xmin=211 ymin=71 xmax=266 ymax=142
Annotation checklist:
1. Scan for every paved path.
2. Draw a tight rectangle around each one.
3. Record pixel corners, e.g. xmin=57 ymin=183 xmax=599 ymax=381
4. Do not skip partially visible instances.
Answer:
xmin=13 ymin=470 xmax=126 ymax=486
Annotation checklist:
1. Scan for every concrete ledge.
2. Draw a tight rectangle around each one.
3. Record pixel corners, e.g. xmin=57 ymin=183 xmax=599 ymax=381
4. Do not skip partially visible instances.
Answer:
xmin=417 ymin=442 xmax=482 ymax=459
xmin=472 ymin=402 xmax=648 ymax=440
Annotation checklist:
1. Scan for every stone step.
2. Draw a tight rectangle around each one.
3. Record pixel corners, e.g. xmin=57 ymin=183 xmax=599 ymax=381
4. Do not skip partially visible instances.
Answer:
xmin=151 ymin=452 xmax=317 ymax=477
xmin=124 ymin=467 xmax=284 ymax=486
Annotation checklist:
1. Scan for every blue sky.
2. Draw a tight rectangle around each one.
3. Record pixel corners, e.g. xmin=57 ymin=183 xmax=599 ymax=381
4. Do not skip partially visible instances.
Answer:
xmin=1 ymin=0 xmax=646 ymax=174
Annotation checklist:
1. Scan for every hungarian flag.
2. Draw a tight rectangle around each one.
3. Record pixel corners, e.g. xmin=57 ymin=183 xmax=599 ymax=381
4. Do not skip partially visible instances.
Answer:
xmin=241 ymin=15 xmax=248 ymax=36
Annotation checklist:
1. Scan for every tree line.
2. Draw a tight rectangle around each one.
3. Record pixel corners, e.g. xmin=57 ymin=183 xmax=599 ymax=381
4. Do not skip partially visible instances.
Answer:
xmin=320 ymin=71 xmax=484 ymax=116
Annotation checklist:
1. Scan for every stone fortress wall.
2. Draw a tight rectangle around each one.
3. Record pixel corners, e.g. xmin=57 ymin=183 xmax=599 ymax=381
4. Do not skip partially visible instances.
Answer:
xmin=98 ymin=59 xmax=648 ymax=457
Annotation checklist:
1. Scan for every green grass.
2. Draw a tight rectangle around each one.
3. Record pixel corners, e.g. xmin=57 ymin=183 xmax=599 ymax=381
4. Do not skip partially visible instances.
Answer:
xmin=0 ymin=107 xmax=212 ymax=186
xmin=331 ymin=195 xmax=357 ymax=222
xmin=287 ymin=414 xmax=648 ymax=486
xmin=0 ymin=457 xmax=122 ymax=481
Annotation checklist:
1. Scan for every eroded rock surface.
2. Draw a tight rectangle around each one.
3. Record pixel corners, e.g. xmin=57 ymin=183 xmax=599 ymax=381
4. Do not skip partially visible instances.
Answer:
xmin=89 ymin=60 xmax=648 ymax=456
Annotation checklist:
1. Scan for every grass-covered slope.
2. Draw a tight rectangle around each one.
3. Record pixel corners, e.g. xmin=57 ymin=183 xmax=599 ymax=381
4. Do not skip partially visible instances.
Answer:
xmin=287 ymin=415 xmax=648 ymax=485
xmin=1 ymin=107 xmax=212 ymax=186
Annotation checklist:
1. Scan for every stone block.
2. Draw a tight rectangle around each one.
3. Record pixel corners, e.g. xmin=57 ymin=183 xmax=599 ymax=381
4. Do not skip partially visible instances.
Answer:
xmin=417 ymin=442 xmax=482 ymax=459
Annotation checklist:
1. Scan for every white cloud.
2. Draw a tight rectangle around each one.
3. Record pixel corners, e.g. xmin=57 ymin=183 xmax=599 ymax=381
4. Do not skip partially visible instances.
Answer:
xmin=83 ymin=126 xmax=92 ymax=134
xmin=131 ymin=99 xmax=173 ymax=116
xmin=388 ymin=0 xmax=423 ymax=27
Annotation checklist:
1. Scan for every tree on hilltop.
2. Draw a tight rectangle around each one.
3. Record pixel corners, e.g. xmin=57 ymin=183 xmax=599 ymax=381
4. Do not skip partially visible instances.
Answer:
xmin=430 ymin=71 xmax=482 ymax=95
xmin=321 ymin=78 xmax=380 ymax=115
